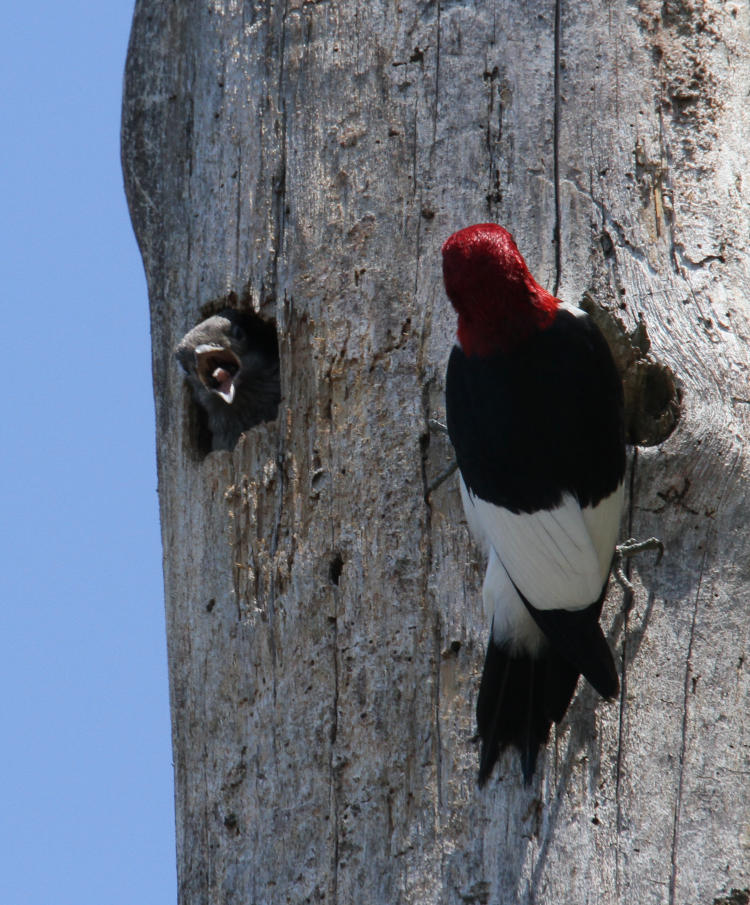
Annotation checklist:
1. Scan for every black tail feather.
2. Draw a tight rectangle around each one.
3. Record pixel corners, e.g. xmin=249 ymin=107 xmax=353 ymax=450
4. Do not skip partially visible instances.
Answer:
xmin=476 ymin=639 xmax=580 ymax=785
xmin=520 ymin=598 xmax=619 ymax=700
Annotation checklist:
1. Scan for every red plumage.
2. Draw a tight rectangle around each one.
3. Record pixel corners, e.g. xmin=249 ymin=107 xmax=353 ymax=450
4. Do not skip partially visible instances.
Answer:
xmin=442 ymin=223 xmax=558 ymax=357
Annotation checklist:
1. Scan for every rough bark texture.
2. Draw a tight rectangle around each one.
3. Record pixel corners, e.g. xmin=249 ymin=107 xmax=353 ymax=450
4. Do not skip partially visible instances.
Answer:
xmin=122 ymin=2 xmax=749 ymax=903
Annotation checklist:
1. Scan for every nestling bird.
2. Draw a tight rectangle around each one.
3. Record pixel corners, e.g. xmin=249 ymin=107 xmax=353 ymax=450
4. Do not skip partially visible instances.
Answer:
xmin=442 ymin=223 xmax=626 ymax=784
xmin=175 ymin=309 xmax=280 ymax=451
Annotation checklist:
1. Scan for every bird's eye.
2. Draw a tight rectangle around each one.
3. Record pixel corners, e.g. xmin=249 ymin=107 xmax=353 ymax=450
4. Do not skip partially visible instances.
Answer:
xmin=230 ymin=324 xmax=246 ymax=341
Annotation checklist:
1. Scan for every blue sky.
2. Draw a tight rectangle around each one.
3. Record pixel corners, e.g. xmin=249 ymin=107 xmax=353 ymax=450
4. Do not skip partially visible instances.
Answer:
xmin=1 ymin=3 xmax=175 ymax=903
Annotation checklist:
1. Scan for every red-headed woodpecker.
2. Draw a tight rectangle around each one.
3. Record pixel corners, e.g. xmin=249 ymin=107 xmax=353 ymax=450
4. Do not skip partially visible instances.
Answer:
xmin=442 ymin=223 xmax=625 ymax=784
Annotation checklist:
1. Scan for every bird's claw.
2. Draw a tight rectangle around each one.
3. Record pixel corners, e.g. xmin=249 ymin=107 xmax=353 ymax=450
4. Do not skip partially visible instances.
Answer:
xmin=612 ymin=537 xmax=664 ymax=595
xmin=426 ymin=461 xmax=458 ymax=497
xmin=425 ymin=419 xmax=456 ymax=497
xmin=617 ymin=536 xmax=665 ymax=564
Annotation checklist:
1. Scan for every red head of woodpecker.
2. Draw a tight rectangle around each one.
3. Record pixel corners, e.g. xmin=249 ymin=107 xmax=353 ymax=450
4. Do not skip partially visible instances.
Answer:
xmin=443 ymin=223 xmax=558 ymax=357
xmin=442 ymin=223 xmax=626 ymax=784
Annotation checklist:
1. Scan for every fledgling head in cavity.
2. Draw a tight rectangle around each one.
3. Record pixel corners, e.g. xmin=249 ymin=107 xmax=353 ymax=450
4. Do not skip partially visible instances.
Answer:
xmin=176 ymin=311 xmax=248 ymax=405
xmin=442 ymin=223 xmax=558 ymax=356
xmin=175 ymin=309 xmax=280 ymax=451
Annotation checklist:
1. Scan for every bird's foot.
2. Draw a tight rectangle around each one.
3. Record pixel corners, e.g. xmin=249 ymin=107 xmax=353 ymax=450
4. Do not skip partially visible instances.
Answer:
xmin=425 ymin=419 xmax=457 ymax=497
xmin=427 ymin=461 xmax=458 ymax=496
xmin=612 ymin=537 xmax=664 ymax=595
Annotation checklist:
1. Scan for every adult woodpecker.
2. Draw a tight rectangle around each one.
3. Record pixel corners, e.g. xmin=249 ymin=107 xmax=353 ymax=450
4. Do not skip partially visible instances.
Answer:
xmin=175 ymin=309 xmax=280 ymax=451
xmin=442 ymin=223 xmax=626 ymax=785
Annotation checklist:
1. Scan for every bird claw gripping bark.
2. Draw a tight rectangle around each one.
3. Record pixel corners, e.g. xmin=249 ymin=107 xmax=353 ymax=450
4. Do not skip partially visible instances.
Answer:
xmin=612 ymin=537 xmax=664 ymax=595
xmin=425 ymin=420 xmax=458 ymax=497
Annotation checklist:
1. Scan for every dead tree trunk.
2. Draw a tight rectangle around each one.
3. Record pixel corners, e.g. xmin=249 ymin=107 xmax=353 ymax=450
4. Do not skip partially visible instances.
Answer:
xmin=122 ymin=1 xmax=749 ymax=903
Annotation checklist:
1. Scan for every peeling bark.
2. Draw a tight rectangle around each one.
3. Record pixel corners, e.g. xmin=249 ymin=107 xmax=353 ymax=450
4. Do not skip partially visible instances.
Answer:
xmin=122 ymin=2 xmax=749 ymax=903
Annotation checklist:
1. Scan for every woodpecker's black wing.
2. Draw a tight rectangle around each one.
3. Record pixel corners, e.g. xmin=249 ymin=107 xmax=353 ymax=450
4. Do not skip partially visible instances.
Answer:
xmin=447 ymin=307 xmax=625 ymax=517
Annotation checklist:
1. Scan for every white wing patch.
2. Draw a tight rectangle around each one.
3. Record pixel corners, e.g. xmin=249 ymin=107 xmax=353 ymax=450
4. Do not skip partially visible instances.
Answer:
xmin=482 ymin=549 xmax=546 ymax=654
xmin=461 ymin=477 xmax=623 ymax=613
xmin=582 ymin=482 xmax=624 ymax=580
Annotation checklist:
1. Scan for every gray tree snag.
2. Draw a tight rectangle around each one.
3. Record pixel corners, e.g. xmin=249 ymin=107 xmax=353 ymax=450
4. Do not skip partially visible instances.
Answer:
xmin=122 ymin=2 xmax=749 ymax=904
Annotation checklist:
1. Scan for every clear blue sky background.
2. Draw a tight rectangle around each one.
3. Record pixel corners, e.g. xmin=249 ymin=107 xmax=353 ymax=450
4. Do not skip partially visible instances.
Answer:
xmin=1 ymin=3 xmax=175 ymax=903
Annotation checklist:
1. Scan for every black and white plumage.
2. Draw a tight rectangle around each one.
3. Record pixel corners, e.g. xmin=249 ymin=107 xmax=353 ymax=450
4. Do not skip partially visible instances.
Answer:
xmin=175 ymin=309 xmax=280 ymax=451
xmin=442 ymin=223 xmax=625 ymax=784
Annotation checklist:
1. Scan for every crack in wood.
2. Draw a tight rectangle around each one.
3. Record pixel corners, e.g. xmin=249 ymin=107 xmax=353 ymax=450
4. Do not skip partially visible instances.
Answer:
xmin=668 ymin=444 xmax=742 ymax=905
xmin=552 ymin=0 xmax=562 ymax=297
xmin=615 ymin=446 xmax=639 ymax=901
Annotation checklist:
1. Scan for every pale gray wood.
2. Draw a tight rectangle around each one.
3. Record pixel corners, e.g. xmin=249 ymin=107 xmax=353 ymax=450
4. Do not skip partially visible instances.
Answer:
xmin=122 ymin=2 xmax=749 ymax=903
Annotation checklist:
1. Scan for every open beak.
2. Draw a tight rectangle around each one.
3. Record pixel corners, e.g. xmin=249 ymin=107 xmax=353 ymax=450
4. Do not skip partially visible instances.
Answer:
xmin=194 ymin=344 xmax=241 ymax=404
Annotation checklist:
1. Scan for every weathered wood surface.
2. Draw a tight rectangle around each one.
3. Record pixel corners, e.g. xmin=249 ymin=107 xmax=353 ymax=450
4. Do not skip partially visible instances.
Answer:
xmin=122 ymin=1 xmax=749 ymax=903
